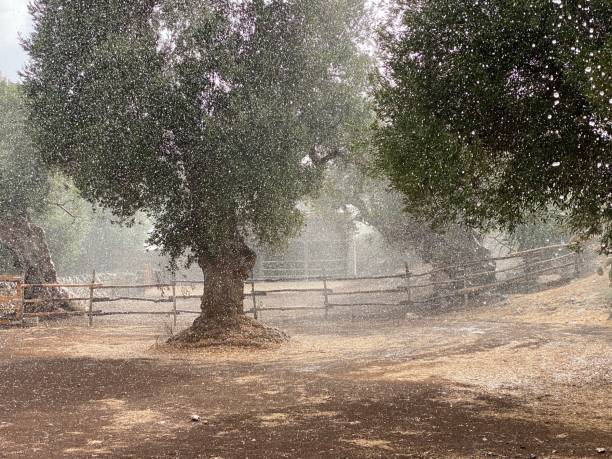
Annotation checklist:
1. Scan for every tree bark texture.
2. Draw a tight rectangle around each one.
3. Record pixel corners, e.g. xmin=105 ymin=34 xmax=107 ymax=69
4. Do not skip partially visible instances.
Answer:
xmin=195 ymin=236 xmax=256 ymax=324
xmin=370 ymin=217 xmax=496 ymax=307
xmin=168 ymin=235 xmax=288 ymax=347
xmin=0 ymin=214 xmax=69 ymax=311
xmin=378 ymin=219 xmax=493 ymax=273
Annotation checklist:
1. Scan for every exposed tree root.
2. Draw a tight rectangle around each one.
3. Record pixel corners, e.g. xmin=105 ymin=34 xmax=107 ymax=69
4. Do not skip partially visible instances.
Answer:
xmin=167 ymin=315 xmax=289 ymax=348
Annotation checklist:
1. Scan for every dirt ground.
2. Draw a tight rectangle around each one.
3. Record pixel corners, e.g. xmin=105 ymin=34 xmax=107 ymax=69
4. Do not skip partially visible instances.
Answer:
xmin=0 ymin=274 xmax=610 ymax=458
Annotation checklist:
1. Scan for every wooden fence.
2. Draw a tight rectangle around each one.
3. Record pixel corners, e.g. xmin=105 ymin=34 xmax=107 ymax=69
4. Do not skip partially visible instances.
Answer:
xmin=0 ymin=244 xmax=584 ymax=326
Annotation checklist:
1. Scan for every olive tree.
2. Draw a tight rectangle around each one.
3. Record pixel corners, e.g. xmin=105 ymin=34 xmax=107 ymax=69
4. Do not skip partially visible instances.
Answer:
xmin=0 ymin=78 xmax=70 ymax=310
xmin=375 ymin=0 xmax=611 ymax=249
xmin=24 ymin=0 xmax=368 ymax=341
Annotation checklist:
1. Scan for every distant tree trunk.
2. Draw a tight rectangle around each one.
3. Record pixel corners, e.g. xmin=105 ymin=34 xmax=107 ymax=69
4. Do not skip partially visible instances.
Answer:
xmin=415 ymin=226 xmax=493 ymax=272
xmin=366 ymin=212 xmax=495 ymax=308
xmin=413 ymin=226 xmax=495 ymax=307
xmin=358 ymin=191 xmax=495 ymax=283
xmin=373 ymin=219 xmax=494 ymax=277
xmin=170 ymin=235 xmax=287 ymax=347
xmin=0 ymin=214 xmax=70 ymax=312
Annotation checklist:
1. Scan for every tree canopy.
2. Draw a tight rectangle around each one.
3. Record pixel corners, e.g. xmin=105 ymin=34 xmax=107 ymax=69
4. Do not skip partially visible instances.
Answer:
xmin=375 ymin=0 xmax=612 ymax=249
xmin=24 ymin=0 xmax=369 ymax=331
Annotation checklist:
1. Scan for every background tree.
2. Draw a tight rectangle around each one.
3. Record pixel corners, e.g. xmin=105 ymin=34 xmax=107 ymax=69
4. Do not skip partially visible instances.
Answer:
xmin=37 ymin=183 xmax=154 ymax=275
xmin=0 ymin=79 xmax=69 ymax=310
xmin=503 ymin=210 xmax=571 ymax=252
xmin=315 ymin=158 xmax=495 ymax=296
xmin=24 ymin=0 xmax=369 ymax=341
xmin=32 ymin=180 xmax=89 ymax=274
xmin=375 ymin=0 xmax=611 ymax=249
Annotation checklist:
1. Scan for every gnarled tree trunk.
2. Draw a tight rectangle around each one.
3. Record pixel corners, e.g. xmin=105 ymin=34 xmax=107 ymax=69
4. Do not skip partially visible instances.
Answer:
xmin=406 ymin=224 xmax=496 ymax=309
xmin=0 ymin=214 xmax=70 ymax=312
xmin=355 ymin=190 xmax=495 ymax=304
xmin=367 ymin=214 xmax=495 ymax=309
xmin=169 ymin=236 xmax=287 ymax=347
xmin=196 ymin=237 xmax=256 ymax=322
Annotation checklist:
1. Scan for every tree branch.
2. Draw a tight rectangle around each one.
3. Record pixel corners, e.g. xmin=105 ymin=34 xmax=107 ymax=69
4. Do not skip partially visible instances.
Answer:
xmin=55 ymin=203 xmax=77 ymax=221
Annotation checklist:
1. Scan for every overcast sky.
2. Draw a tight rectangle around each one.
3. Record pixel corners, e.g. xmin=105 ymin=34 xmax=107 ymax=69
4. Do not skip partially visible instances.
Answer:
xmin=0 ymin=0 xmax=31 ymax=81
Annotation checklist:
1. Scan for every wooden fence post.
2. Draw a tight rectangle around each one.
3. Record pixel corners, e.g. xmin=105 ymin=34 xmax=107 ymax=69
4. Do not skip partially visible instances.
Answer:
xmin=50 ymin=282 xmax=55 ymax=309
xmin=574 ymin=252 xmax=581 ymax=278
xmin=323 ymin=274 xmax=330 ymax=319
xmin=462 ymin=267 xmax=469 ymax=307
xmin=88 ymin=270 xmax=96 ymax=327
xmin=303 ymin=240 xmax=310 ymax=280
xmin=404 ymin=263 xmax=412 ymax=314
xmin=250 ymin=271 xmax=258 ymax=320
xmin=172 ymin=273 xmax=177 ymax=327
xmin=16 ymin=277 xmax=24 ymax=324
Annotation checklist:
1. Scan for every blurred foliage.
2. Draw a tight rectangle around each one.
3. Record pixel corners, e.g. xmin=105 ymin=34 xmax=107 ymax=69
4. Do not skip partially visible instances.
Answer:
xmin=0 ymin=78 xmax=50 ymax=274
xmin=73 ymin=210 xmax=152 ymax=274
xmin=375 ymin=0 xmax=612 ymax=251
xmin=33 ymin=181 xmax=153 ymax=275
xmin=31 ymin=178 xmax=90 ymax=273
xmin=504 ymin=211 xmax=572 ymax=251
xmin=597 ymin=258 xmax=612 ymax=286
xmin=0 ymin=79 xmax=150 ymax=275
xmin=0 ymin=79 xmax=48 ymax=217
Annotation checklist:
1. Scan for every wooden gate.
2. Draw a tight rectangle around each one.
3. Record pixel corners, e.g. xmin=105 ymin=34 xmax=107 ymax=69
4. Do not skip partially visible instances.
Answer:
xmin=0 ymin=275 xmax=24 ymax=324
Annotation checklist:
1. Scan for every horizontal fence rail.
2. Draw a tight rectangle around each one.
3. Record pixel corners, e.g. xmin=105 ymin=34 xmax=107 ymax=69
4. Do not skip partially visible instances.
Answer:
xmin=0 ymin=243 xmax=584 ymax=326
